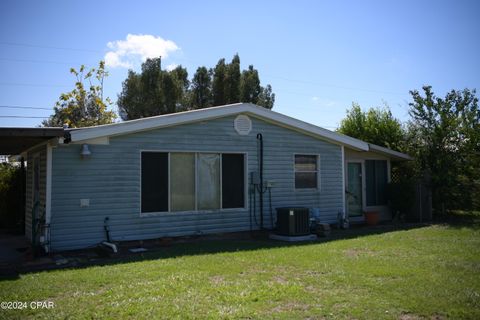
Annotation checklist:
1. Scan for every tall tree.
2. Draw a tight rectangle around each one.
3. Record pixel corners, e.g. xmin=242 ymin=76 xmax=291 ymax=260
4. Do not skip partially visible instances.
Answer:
xmin=338 ymin=103 xmax=404 ymax=151
xmin=407 ymin=86 xmax=480 ymax=211
xmin=190 ymin=66 xmax=213 ymax=109
xmin=43 ymin=61 xmax=116 ymax=128
xmin=225 ymin=54 xmax=241 ymax=104
xmin=240 ymin=65 xmax=261 ymax=103
xmin=257 ymin=84 xmax=275 ymax=109
xmin=212 ymin=58 xmax=227 ymax=106
xmin=117 ymin=57 xmax=189 ymax=120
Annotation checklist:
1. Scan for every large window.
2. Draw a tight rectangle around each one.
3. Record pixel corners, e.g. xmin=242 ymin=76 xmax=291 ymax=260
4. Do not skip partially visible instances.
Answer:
xmin=294 ymin=154 xmax=318 ymax=189
xmin=141 ymin=152 xmax=245 ymax=213
xmin=365 ymin=160 xmax=388 ymax=206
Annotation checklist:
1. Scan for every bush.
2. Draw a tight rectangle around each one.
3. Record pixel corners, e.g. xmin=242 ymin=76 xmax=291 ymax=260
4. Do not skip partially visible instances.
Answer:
xmin=0 ymin=162 xmax=24 ymax=232
xmin=387 ymin=180 xmax=415 ymax=221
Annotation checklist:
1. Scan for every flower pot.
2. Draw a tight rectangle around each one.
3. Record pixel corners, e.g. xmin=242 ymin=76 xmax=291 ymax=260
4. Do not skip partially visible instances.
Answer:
xmin=364 ymin=211 xmax=380 ymax=226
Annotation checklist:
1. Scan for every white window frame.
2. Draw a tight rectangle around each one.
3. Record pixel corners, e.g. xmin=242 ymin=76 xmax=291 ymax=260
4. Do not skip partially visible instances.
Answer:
xmin=139 ymin=150 xmax=248 ymax=217
xmin=293 ymin=153 xmax=320 ymax=191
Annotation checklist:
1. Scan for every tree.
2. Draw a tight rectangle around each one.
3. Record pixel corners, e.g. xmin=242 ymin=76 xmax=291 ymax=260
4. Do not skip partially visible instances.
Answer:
xmin=257 ymin=84 xmax=275 ymax=110
xmin=407 ymin=86 xmax=480 ymax=211
xmin=119 ymin=54 xmax=275 ymax=120
xmin=338 ymin=102 xmax=404 ymax=151
xmin=225 ymin=54 xmax=241 ymax=104
xmin=190 ymin=66 xmax=213 ymax=109
xmin=117 ymin=58 xmax=189 ymax=120
xmin=212 ymin=58 xmax=227 ymax=106
xmin=240 ymin=65 xmax=261 ymax=103
xmin=43 ymin=61 xmax=116 ymax=128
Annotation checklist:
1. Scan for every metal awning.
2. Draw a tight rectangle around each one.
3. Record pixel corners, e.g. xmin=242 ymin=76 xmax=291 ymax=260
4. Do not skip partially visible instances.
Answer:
xmin=0 ymin=127 xmax=64 ymax=155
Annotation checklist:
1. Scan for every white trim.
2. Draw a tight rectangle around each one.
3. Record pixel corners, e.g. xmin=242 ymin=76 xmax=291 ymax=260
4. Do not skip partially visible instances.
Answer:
xmin=44 ymin=143 xmax=52 ymax=252
xmin=70 ymin=136 xmax=109 ymax=145
xmin=139 ymin=150 xmax=248 ymax=216
xmin=341 ymin=145 xmax=345 ymax=215
xmin=68 ymin=103 xmax=369 ymax=151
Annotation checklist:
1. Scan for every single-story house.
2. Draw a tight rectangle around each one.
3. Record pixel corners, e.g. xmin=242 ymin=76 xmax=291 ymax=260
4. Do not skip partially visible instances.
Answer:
xmin=2 ymin=103 xmax=411 ymax=252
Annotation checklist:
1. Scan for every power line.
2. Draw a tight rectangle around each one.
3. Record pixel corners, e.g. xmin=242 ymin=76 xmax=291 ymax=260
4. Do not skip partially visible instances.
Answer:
xmin=0 ymin=82 xmax=69 ymax=88
xmin=0 ymin=41 xmax=101 ymax=53
xmin=0 ymin=105 xmax=52 ymax=110
xmin=0 ymin=115 xmax=49 ymax=118
xmin=0 ymin=57 xmax=84 ymax=65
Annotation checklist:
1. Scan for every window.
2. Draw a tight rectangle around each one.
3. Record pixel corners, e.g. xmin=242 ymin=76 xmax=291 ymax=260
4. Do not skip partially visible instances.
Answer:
xmin=141 ymin=152 xmax=168 ymax=213
xmin=197 ymin=153 xmax=221 ymax=210
xmin=141 ymin=152 xmax=245 ymax=213
xmin=222 ymin=154 xmax=245 ymax=208
xmin=365 ymin=160 xmax=388 ymax=206
xmin=294 ymin=154 xmax=318 ymax=189
xmin=170 ymin=153 xmax=195 ymax=211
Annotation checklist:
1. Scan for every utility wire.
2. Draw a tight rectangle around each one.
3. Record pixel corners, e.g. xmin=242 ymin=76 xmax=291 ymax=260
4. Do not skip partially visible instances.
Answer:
xmin=0 ymin=82 xmax=70 ymax=88
xmin=0 ymin=57 xmax=84 ymax=65
xmin=0 ymin=115 xmax=49 ymax=118
xmin=0 ymin=41 xmax=102 ymax=53
xmin=0 ymin=105 xmax=52 ymax=110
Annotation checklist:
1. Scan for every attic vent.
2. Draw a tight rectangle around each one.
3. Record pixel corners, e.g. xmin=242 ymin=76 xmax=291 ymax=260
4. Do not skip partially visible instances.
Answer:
xmin=234 ymin=115 xmax=252 ymax=135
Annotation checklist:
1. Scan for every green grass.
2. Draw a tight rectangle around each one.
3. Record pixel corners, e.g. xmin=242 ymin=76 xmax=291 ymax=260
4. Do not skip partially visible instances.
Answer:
xmin=1 ymin=216 xmax=479 ymax=319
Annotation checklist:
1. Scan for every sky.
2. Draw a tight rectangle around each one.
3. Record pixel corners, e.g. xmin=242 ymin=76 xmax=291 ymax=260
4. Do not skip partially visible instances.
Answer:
xmin=0 ymin=0 xmax=479 ymax=129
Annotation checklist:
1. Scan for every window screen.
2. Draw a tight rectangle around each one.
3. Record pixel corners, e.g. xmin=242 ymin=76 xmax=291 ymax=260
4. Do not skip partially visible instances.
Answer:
xmin=295 ymin=155 xmax=318 ymax=189
xmin=141 ymin=152 xmax=168 ymax=213
xmin=222 ymin=154 xmax=245 ymax=208
xmin=366 ymin=160 xmax=388 ymax=206
xmin=170 ymin=153 xmax=195 ymax=211
xmin=197 ymin=153 xmax=221 ymax=210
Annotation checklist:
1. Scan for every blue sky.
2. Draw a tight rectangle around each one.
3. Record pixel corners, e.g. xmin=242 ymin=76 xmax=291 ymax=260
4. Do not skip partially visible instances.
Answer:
xmin=0 ymin=0 xmax=479 ymax=129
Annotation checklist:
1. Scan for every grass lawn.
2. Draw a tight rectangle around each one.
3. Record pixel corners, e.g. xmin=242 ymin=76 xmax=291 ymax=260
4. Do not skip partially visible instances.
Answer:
xmin=1 ymin=214 xmax=479 ymax=319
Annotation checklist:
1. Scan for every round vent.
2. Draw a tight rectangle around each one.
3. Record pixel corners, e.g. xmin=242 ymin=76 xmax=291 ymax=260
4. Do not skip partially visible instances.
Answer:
xmin=234 ymin=115 xmax=252 ymax=135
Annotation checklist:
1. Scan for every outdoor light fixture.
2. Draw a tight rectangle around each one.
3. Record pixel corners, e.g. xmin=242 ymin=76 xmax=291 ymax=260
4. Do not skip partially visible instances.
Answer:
xmin=80 ymin=144 xmax=91 ymax=158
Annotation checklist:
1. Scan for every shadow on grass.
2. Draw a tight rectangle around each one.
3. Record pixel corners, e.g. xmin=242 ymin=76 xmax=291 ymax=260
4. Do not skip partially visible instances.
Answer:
xmin=2 ymin=212 xmax=478 ymax=280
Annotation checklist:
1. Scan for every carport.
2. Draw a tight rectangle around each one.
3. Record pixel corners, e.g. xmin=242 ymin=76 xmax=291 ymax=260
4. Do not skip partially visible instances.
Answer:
xmin=0 ymin=127 xmax=64 ymax=270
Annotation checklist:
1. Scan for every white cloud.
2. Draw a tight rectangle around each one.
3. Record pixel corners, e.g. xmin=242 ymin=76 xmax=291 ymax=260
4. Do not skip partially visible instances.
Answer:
xmin=166 ymin=63 xmax=178 ymax=71
xmin=312 ymin=96 xmax=319 ymax=101
xmin=105 ymin=34 xmax=180 ymax=68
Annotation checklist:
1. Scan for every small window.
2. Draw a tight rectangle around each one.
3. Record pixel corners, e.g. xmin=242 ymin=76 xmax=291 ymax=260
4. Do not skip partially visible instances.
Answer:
xmin=366 ymin=160 xmax=388 ymax=206
xmin=294 ymin=155 xmax=318 ymax=189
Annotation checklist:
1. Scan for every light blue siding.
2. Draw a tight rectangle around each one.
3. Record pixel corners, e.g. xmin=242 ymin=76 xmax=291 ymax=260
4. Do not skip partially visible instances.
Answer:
xmin=50 ymin=115 xmax=343 ymax=251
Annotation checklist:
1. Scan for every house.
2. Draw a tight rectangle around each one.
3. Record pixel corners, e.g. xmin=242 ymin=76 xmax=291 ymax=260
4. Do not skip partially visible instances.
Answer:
xmin=1 ymin=103 xmax=411 ymax=252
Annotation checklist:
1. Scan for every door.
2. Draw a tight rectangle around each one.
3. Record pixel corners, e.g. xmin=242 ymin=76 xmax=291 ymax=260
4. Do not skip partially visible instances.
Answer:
xmin=347 ymin=162 xmax=363 ymax=217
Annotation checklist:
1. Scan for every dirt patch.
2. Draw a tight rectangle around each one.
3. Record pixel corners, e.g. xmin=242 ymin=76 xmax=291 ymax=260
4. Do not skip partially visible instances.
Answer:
xmin=209 ymin=275 xmax=226 ymax=285
xmin=344 ymin=248 xmax=375 ymax=258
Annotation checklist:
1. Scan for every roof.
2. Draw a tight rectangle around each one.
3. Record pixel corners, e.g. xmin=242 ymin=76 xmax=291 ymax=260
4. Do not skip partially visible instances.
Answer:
xmin=69 ymin=103 xmax=371 ymax=151
xmin=0 ymin=127 xmax=64 ymax=155
xmin=368 ymin=143 xmax=412 ymax=161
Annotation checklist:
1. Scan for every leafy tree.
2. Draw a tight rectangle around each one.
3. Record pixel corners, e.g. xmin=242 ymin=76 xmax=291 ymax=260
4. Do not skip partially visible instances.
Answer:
xmin=212 ymin=58 xmax=227 ymax=106
xmin=257 ymin=84 xmax=275 ymax=109
xmin=407 ymin=86 xmax=480 ymax=211
xmin=338 ymin=102 xmax=404 ymax=151
xmin=43 ymin=61 xmax=116 ymax=128
xmin=119 ymin=54 xmax=275 ymax=119
xmin=240 ymin=65 xmax=261 ymax=103
xmin=117 ymin=58 xmax=189 ymax=120
xmin=225 ymin=54 xmax=241 ymax=104
xmin=190 ymin=66 xmax=213 ymax=109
